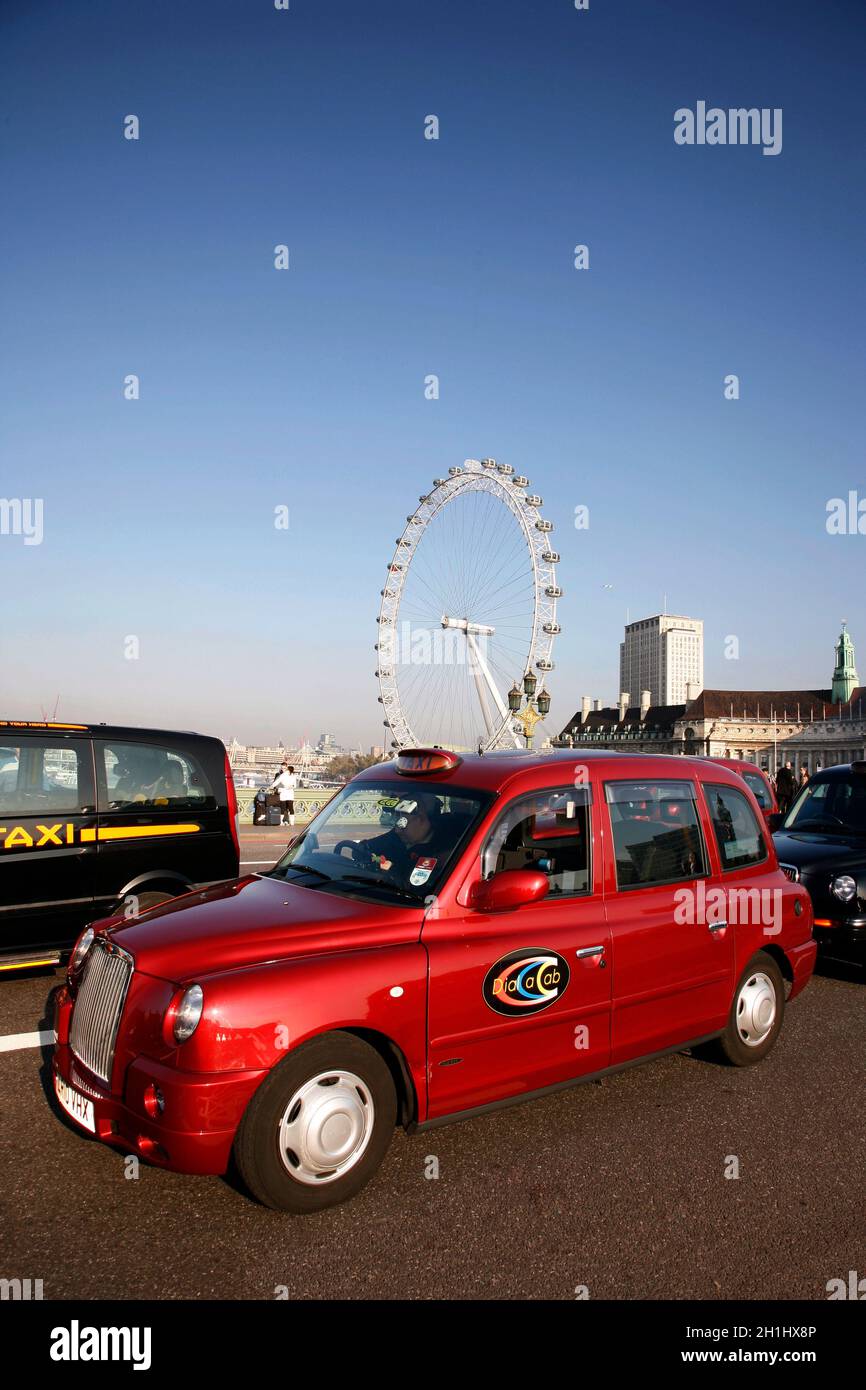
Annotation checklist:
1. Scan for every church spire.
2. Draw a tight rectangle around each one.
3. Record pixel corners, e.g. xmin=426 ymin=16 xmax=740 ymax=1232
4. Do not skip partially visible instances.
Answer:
xmin=831 ymin=621 xmax=858 ymax=703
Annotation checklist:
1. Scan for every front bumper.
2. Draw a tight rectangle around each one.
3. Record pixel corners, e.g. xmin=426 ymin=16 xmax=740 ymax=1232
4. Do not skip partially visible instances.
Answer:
xmin=53 ymin=989 xmax=267 ymax=1175
xmin=812 ymin=916 xmax=866 ymax=960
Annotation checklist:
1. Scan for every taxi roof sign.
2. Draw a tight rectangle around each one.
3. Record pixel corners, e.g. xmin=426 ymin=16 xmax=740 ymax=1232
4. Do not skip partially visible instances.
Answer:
xmin=0 ymin=720 xmax=89 ymax=730
xmin=395 ymin=748 xmax=462 ymax=776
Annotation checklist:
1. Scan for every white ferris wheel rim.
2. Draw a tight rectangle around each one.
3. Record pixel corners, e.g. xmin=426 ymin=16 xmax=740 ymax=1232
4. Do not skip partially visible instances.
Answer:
xmin=375 ymin=458 xmax=561 ymax=752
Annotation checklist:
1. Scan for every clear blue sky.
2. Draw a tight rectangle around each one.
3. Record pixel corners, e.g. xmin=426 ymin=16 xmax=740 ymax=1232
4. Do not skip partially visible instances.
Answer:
xmin=1 ymin=0 xmax=863 ymax=747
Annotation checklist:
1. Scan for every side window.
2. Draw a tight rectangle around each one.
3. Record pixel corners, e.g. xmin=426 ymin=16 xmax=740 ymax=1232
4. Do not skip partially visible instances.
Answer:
xmin=605 ymin=780 xmax=707 ymax=888
xmin=705 ymin=783 xmax=768 ymax=869
xmin=742 ymin=771 xmax=771 ymax=810
xmin=0 ymin=741 xmax=90 ymax=816
xmin=481 ymin=786 xmax=591 ymax=898
xmin=99 ymin=743 xmax=214 ymax=811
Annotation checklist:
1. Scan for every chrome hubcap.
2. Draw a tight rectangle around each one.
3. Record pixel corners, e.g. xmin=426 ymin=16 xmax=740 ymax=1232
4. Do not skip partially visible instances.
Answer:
xmin=277 ymin=1070 xmax=374 ymax=1185
xmin=735 ymin=971 xmax=777 ymax=1046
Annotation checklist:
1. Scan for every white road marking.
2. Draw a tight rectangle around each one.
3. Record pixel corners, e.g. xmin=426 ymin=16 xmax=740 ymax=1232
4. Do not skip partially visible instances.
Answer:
xmin=0 ymin=1029 xmax=56 ymax=1053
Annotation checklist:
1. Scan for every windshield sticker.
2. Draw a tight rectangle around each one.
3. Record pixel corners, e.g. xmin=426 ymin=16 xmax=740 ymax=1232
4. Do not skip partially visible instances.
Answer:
xmin=409 ymin=856 xmax=437 ymax=886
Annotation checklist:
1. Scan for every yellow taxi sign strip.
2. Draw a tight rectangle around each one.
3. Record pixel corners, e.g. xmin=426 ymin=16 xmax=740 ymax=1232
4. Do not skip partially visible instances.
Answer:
xmin=96 ymin=824 xmax=201 ymax=841
xmin=0 ymin=720 xmax=89 ymax=730
xmin=0 ymin=959 xmax=60 ymax=971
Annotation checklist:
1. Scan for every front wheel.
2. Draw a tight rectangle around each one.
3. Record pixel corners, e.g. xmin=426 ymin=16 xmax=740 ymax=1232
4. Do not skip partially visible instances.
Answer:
xmin=713 ymin=952 xmax=785 ymax=1066
xmin=233 ymin=1032 xmax=396 ymax=1213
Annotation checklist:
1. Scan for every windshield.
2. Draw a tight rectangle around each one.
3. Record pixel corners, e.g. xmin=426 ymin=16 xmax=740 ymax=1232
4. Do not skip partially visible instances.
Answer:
xmin=265 ymin=778 xmax=493 ymax=904
xmin=783 ymin=773 xmax=866 ymax=835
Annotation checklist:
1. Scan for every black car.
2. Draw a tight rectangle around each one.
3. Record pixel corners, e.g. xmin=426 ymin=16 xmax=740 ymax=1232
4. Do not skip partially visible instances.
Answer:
xmin=772 ymin=761 xmax=866 ymax=965
xmin=0 ymin=720 xmax=240 ymax=971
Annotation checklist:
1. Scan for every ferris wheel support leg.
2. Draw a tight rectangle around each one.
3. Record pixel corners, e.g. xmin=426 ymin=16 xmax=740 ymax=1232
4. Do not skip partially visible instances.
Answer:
xmin=465 ymin=631 xmax=522 ymax=749
xmin=465 ymin=632 xmax=496 ymax=738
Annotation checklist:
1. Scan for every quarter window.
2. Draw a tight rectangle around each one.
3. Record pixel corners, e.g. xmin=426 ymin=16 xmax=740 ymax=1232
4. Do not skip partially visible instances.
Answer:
xmin=481 ymin=787 xmax=591 ymax=898
xmin=99 ymin=743 xmax=214 ymax=811
xmin=0 ymin=741 xmax=90 ymax=816
xmin=605 ymin=780 xmax=706 ymax=888
xmin=705 ymin=783 xmax=768 ymax=869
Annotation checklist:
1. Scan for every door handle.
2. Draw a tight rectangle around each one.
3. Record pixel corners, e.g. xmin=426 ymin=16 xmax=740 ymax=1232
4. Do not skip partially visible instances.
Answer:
xmin=576 ymin=944 xmax=605 ymax=958
xmin=708 ymin=920 xmax=729 ymax=932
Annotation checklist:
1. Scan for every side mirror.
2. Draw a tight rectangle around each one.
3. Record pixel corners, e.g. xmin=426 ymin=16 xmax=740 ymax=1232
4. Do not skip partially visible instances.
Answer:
xmin=767 ymin=812 xmax=783 ymax=832
xmin=468 ymin=869 xmax=549 ymax=913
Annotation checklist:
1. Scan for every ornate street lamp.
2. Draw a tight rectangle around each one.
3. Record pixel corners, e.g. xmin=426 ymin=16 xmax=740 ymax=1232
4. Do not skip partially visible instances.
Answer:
xmin=509 ymin=672 xmax=551 ymax=749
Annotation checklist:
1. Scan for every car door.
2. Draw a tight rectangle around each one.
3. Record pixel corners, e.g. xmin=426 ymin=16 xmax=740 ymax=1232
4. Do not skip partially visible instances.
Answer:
xmin=92 ymin=737 xmax=222 ymax=911
xmin=0 ymin=733 xmax=97 ymax=952
xmin=423 ymin=782 xmax=611 ymax=1119
xmin=602 ymin=775 xmax=735 ymax=1066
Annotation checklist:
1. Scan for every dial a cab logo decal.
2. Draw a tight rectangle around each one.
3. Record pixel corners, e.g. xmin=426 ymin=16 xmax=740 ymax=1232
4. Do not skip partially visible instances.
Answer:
xmin=482 ymin=948 xmax=570 ymax=1016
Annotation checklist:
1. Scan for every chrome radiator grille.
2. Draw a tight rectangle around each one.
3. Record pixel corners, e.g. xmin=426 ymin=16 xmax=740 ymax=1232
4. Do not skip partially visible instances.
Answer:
xmin=69 ymin=938 xmax=133 ymax=1085
xmin=779 ymin=863 xmax=800 ymax=883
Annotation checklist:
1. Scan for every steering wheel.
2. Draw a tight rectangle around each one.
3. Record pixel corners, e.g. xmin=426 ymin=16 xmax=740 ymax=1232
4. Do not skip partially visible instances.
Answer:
xmin=333 ymin=838 xmax=368 ymax=861
xmin=331 ymin=838 xmax=406 ymax=885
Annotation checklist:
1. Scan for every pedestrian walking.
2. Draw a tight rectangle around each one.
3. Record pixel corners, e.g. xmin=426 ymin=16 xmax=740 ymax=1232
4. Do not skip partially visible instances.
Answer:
xmin=775 ymin=760 xmax=797 ymax=815
xmin=271 ymin=762 xmax=298 ymax=827
xmin=798 ymin=765 xmax=810 ymax=790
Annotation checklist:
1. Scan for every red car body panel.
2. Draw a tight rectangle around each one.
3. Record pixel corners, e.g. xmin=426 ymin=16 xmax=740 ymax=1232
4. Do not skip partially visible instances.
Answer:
xmin=53 ymin=751 xmax=816 ymax=1174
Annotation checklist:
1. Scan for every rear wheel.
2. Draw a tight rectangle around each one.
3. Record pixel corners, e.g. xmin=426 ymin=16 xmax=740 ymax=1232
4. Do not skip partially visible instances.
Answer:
xmin=714 ymin=952 xmax=785 ymax=1066
xmin=233 ymin=1032 xmax=396 ymax=1213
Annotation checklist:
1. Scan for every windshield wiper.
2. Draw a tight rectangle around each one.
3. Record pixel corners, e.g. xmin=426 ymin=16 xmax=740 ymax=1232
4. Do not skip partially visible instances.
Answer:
xmin=333 ymin=874 xmax=421 ymax=903
xmin=269 ymin=864 xmax=333 ymax=883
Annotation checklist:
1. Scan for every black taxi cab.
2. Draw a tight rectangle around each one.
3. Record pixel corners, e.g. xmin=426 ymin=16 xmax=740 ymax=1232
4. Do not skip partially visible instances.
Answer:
xmin=0 ymin=720 xmax=240 ymax=971
xmin=772 ymin=760 xmax=866 ymax=965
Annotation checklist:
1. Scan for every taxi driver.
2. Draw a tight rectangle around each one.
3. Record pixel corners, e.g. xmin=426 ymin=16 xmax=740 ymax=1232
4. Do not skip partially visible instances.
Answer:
xmin=364 ymin=793 xmax=443 ymax=888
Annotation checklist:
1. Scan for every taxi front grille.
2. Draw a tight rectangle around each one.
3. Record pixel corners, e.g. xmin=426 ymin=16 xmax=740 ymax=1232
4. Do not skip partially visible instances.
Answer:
xmin=779 ymin=863 xmax=800 ymax=883
xmin=69 ymin=938 xmax=133 ymax=1086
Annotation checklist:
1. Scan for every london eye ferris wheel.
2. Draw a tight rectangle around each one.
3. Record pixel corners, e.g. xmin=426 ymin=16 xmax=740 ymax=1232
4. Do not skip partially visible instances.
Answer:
xmin=375 ymin=458 xmax=561 ymax=752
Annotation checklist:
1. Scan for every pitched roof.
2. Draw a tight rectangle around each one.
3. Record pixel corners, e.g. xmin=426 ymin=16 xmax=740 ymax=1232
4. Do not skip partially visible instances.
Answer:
xmin=560 ymin=703 xmax=686 ymax=735
xmin=681 ymin=688 xmax=866 ymax=721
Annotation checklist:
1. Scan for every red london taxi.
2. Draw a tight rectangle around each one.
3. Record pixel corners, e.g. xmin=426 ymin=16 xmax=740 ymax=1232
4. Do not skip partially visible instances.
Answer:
xmin=53 ymin=749 xmax=816 ymax=1214
xmin=704 ymin=757 xmax=780 ymax=824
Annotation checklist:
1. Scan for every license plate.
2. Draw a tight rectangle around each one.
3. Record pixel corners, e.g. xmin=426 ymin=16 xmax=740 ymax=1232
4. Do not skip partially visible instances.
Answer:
xmin=54 ymin=1070 xmax=95 ymax=1133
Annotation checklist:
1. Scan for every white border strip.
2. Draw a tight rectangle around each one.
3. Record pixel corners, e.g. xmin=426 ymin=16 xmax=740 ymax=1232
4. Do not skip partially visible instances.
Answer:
xmin=0 ymin=1029 xmax=56 ymax=1053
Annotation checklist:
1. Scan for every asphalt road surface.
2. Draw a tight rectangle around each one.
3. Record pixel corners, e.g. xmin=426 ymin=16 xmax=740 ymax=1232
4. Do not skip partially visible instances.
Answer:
xmin=1 ymin=953 xmax=863 ymax=1301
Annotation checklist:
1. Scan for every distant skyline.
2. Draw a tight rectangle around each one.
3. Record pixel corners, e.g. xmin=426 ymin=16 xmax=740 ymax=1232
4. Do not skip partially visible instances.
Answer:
xmin=2 ymin=1 xmax=863 ymax=747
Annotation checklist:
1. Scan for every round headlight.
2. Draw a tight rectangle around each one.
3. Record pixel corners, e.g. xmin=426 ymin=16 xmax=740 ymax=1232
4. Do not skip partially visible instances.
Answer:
xmin=69 ymin=927 xmax=95 ymax=973
xmin=831 ymin=874 xmax=857 ymax=903
xmin=173 ymin=984 xmax=204 ymax=1043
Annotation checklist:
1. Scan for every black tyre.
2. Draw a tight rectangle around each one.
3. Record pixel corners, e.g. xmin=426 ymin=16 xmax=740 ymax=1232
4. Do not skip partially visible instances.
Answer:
xmin=233 ymin=1031 xmax=396 ymax=1214
xmin=713 ymin=952 xmax=786 ymax=1066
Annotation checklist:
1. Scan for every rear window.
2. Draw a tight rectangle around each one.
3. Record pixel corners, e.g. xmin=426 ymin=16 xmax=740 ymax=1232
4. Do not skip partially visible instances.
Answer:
xmin=605 ymin=780 xmax=707 ymax=888
xmin=742 ymin=771 xmax=772 ymax=809
xmin=98 ymin=742 xmax=215 ymax=811
xmin=705 ymin=783 xmax=768 ymax=869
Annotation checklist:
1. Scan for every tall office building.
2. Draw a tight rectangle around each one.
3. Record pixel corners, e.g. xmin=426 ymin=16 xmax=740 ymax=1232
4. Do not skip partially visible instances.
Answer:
xmin=619 ymin=614 xmax=703 ymax=706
